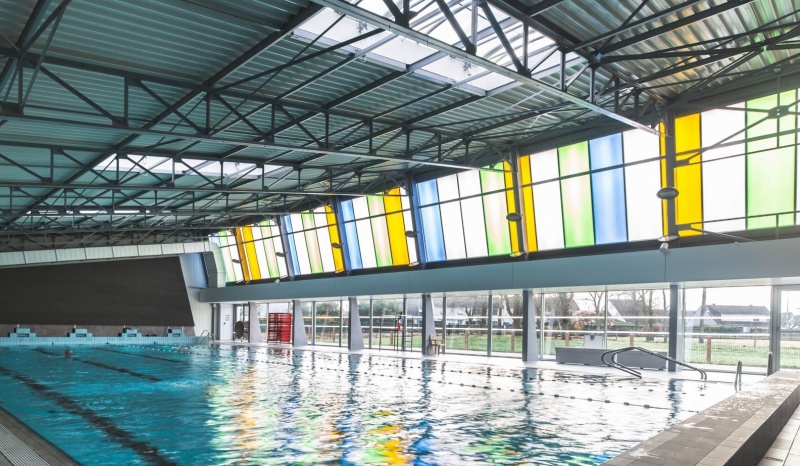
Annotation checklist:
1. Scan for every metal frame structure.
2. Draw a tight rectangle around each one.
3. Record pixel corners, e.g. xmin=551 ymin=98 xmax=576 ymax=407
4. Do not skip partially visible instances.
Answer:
xmin=0 ymin=0 xmax=798 ymax=251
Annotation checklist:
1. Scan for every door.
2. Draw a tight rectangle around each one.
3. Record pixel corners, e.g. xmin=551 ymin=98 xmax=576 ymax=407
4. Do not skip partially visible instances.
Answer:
xmin=772 ymin=287 xmax=800 ymax=372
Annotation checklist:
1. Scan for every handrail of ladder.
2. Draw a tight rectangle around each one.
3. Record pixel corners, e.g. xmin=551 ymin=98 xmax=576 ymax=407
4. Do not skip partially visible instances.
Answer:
xmin=197 ymin=330 xmax=215 ymax=345
xmin=601 ymin=347 xmax=707 ymax=380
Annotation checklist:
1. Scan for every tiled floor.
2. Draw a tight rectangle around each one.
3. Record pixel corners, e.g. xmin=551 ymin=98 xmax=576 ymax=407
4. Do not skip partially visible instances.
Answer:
xmin=759 ymin=404 xmax=800 ymax=466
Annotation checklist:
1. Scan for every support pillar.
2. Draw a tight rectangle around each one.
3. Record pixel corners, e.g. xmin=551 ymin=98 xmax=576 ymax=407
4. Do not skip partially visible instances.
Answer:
xmin=292 ymin=299 xmax=307 ymax=346
xmin=248 ymin=302 xmax=263 ymax=343
xmin=421 ymin=294 xmax=436 ymax=355
xmin=348 ymin=297 xmax=364 ymax=350
xmin=667 ymin=285 xmax=684 ymax=371
xmin=522 ymin=290 xmax=539 ymax=362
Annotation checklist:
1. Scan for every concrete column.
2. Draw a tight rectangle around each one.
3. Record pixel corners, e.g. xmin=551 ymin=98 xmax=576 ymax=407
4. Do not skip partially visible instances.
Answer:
xmin=348 ymin=297 xmax=364 ymax=350
xmin=667 ymin=285 xmax=683 ymax=371
xmin=292 ymin=299 xmax=307 ymax=346
xmin=522 ymin=290 xmax=539 ymax=362
xmin=421 ymin=294 xmax=436 ymax=355
xmin=248 ymin=302 xmax=263 ymax=343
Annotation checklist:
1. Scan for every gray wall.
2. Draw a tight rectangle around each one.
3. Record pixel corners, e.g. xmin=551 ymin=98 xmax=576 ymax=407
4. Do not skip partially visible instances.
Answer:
xmin=1 ymin=256 xmax=194 ymax=326
xmin=199 ymin=237 xmax=800 ymax=302
xmin=180 ymin=254 xmax=212 ymax=335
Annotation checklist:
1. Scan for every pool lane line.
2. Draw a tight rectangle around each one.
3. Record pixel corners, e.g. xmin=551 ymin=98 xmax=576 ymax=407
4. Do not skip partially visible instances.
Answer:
xmin=148 ymin=346 xmax=695 ymax=412
xmin=0 ymin=365 xmax=178 ymax=466
xmin=93 ymin=347 xmax=186 ymax=364
xmin=34 ymin=348 xmax=162 ymax=382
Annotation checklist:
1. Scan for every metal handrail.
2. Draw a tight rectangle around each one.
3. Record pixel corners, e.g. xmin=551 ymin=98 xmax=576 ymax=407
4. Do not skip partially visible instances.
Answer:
xmin=601 ymin=347 xmax=707 ymax=380
xmin=734 ymin=360 xmax=743 ymax=391
xmin=197 ymin=330 xmax=215 ymax=345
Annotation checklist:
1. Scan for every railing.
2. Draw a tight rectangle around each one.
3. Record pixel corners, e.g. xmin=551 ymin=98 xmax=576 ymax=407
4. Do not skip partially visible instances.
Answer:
xmin=601 ymin=346 xmax=707 ymax=380
xmin=197 ymin=330 xmax=215 ymax=345
xmin=734 ymin=360 xmax=743 ymax=391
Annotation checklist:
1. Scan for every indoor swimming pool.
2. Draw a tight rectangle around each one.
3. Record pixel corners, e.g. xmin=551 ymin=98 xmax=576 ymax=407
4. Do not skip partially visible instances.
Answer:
xmin=0 ymin=345 xmax=734 ymax=465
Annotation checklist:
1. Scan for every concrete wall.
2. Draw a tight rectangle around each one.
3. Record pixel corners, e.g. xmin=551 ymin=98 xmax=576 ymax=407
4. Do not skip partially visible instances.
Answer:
xmin=180 ymin=253 xmax=211 ymax=336
xmin=199 ymin=237 xmax=800 ymax=303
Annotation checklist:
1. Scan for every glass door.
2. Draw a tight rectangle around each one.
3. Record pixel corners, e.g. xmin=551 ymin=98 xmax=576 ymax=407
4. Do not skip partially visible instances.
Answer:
xmin=773 ymin=287 xmax=800 ymax=371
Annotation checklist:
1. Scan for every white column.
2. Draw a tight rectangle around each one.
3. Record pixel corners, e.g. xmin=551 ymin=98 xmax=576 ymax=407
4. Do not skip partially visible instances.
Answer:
xmin=422 ymin=294 xmax=436 ymax=355
xmin=348 ymin=297 xmax=364 ymax=350
xmin=292 ymin=299 xmax=307 ymax=346
xmin=522 ymin=290 xmax=539 ymax=362
xmin=248 ymin=302 xmax=263 ymax=343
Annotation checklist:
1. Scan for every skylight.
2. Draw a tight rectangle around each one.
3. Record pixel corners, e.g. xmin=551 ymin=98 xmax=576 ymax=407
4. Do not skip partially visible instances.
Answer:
xmin=295 ymin=0 xmax=556 ymax=92
xmin=95 ymin=155 xmax=282 ymax=180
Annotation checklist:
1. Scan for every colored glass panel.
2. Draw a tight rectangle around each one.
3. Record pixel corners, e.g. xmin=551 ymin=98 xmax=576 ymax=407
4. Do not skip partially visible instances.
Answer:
xmin=480 ymin=166 xmax=511 ymax=255
xmin=401 ymin=195 xmax=418 ymax=264
xmin=241 ymin=226 xmax=261 ymax=280
xmin=302 ymin=212 xmax=323 ymax=274
xmin=215 ymin=232 xmax=236 ymax=282
xmin=315 ymin=222 xmax=335 ymax=273
xmin=271 ymin=224 xmax=288 ymax=278
xmin=257 ymin=222 xmax=280 ymax=278
xmin=623 ymin=129 xmax=663 ymax=241
xmin=288 ymin=214 xmax=311 ymax=275
xmin=341 ymin=200 xmax=355 ymax=222
xmin=503 ymin=161 xmax=521 ymax=254
xmin=747 ymin=92 xmax=796 ymax=229
xmin=233 ymin=227 xmax=251 ymax=282
xmin=325 ymin=206 xmax=345 ymax=272
xmin=530 ymin=149 xmax=564 ymax=250
xmin=368 ymin=196 xmax=393 ymax=267
xmin=701 ymin=107 xmax=746 ymax=232
xmin=283 ymin=217 xmax=300 ymax=277
xmin=343 ymin=220 xmax=362 ymax=269
xmin=674 ymin=113 xmax=703 ymax=235
xmin=417 ymin=181 xmax=445 ymax=262
xmin=589 ymin=134 xmax=627 ymax=244
xmin=559 ymin=142 xmax=594 ymax=247
xmin=519 ymin=155 xmax=537 ymax=251
xmin=437 ymin=174 xmax=460 ymax=201
xmin=384 ymin=189 xmax=410 ymax=265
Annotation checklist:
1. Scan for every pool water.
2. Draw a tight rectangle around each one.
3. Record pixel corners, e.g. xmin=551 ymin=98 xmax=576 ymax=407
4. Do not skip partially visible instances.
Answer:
xmin=0 ymin=345 xmax=733 ymax=465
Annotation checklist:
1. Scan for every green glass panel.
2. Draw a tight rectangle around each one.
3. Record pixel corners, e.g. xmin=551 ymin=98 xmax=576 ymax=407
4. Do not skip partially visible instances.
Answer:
xmin=479 ymin=167 xmax=511 ymax=255
xmin=747 ymin=92 xmax=796 ymax=229
xmin=558 ymin=142 xmax=594 ymax=247
xmin=302 ymin=212 xmax=324 ymax=273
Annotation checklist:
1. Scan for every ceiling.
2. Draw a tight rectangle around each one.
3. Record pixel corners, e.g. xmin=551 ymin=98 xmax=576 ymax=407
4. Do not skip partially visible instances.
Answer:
xmin=0 ymin=0 xmax=797 ymax=250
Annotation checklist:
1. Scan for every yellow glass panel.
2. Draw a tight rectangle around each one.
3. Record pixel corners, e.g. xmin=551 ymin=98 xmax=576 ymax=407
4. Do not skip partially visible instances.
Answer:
xmin=519 ymin=155 xmax=537 ymax=251
xmin=241 ymin=226 xmax=261 ymax=280
xmin=660 ymin=122 xmax=668 ymax=236
xmin=234 ymin=227 xmax=251 ymax=282
xmin=325 ymin=205 xmax=345 ymax=272
xmin=384 ymin=188 xmax=409 ymax=265
xmin=675 ymin=113 xmax=702 ymax=236
xmin=503 ymin=161 xmax=521 ymax=253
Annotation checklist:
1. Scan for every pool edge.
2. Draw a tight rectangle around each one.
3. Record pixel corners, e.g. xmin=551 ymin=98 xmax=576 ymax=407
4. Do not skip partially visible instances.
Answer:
xmin=0 ymin=405 xmax=80 ymax=466
xmin=605 ymin=370 xmax=800 ymax=466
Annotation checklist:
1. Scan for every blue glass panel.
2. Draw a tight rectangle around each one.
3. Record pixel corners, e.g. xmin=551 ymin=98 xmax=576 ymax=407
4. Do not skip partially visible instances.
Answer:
xmin=589 ymin=134 xmax=627 ymax=244
xmin=416 ymin=180 xmax=439 ymax=207
xmin=282 ymin=216 xmax=301 ymax=276
xmin=341 ymin=200 xmax=355 ymax=222
xmin=344 ymin=221 xmax=362 ymax=269
xmin=420 ymin=206 xmax=446 ymax=262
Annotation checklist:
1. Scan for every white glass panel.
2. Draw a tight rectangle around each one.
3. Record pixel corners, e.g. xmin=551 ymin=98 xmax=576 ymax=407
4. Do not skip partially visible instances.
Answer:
xmin=437 ymin=174 xmax=460 ymax=202
xmin=702 ymin=106 xmax=745 ymax=161
xmin=251 ymin=227 xmax=271 ymax=278
xmin=461 ymin=197 xmax=488 ymax=257
xmin=703 ymin=158 xmax=746 ymax=231
xmin=529 ymin=149 xmax=564 ymax=249
xmin=457 ymin=170 xmax=482 ymax=197
xmin=227 ymin=244 xmax=244 ymax=282
xmin=292 ymin=232 xmax=311 ymax=276
xmin=356 ymin=219 xmax=377 ymax=268
xmin=440 ymin=203 xmax=467 ymax=260
xmin=352 ymin=196 xmax=370 ymax=220
xmin=533 ymin=182 xmax=564 ymax=250
xmin=622 ymin=130 xmax=663 ymax=241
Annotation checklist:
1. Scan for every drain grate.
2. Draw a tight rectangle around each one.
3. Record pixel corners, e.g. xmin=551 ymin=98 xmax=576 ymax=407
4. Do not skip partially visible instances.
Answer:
xmin=0 ymin=423 xmax=49 ymax=466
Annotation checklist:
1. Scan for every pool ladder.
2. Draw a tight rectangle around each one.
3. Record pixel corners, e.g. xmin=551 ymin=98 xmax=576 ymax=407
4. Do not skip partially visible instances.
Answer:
xmin=198 ymin=330 xmax=215 ymax=345
xmin=601 ymin=347 xmax=707 ymax=380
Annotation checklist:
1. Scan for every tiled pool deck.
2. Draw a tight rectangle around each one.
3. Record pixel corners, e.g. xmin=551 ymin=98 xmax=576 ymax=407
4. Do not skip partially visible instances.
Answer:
xmin=1 ymin=340 xmax=798 ymax=466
